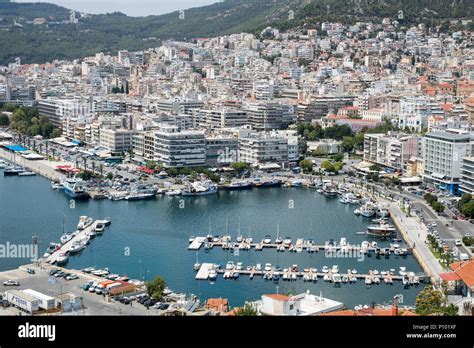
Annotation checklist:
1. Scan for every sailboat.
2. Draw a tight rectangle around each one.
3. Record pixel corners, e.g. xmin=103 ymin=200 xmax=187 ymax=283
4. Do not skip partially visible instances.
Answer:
xmin=194 ymin=252 xmax=201 ymax=271
xmin=275 ymin=221 xmax=283 ymax=244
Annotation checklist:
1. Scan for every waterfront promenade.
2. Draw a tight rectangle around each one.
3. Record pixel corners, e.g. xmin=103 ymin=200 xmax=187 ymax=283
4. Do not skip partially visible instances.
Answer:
xmin=0 ymin=148 xmax=71 ymax=181
xmin=388 ymin=201 xmax=444 ymax=282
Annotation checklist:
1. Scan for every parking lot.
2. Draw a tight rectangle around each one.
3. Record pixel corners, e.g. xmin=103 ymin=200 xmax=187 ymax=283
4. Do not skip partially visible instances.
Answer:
xmin=0 ymin=264 xmax=160 ymax=316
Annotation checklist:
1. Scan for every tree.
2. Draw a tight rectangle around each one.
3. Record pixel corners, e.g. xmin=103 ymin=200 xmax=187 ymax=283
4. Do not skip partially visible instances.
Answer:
xmin=235 ymin=303 xmax=258 ymax=316
xmin=145 ymin=276 xmax=166 ymax=300
xmin=432 ymin=201 xmax=445 ymax=214
xmin=231 ymin=162 xmax=250 ymax=173
xmin=0 ymin=113 xmax=9 ymax=126
xmin=299 ymin=159 xmax=314 ymax=174
xmin=415 ymin=286 xmax=443 ymax=315
xmin=460 ymin=201 xmax=474 ymax=219
xmin=106 ymin=172 xmax=114 ymax=180
xmin=321 ymin=160 xmax=335 ymax=172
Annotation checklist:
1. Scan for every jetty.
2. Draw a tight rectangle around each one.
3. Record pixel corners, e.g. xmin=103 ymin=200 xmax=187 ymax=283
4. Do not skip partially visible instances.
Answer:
xmin=46 ymin=219 xmax=110 ymax=264
xmin=188 ymin=235 xmax=410 ymax=256
xmin=195 ymin=264 xmax=430 ymax=284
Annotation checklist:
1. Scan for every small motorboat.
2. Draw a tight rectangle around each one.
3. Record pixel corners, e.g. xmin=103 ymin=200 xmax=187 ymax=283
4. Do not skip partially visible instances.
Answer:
xmin=365 ymin=276 xmax=372 ymax=285
xmin=263 ymin=235 xmax=272 ymax=244
xmin=208 ymin=269 xmax=217 ymax=281
xmin=60 ymin=233 xmax=74 ymax=245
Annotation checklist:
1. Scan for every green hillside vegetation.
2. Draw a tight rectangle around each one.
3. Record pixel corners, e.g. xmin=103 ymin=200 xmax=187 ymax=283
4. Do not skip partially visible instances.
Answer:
xmin=0 ymin=0 xmax=472 ymax=65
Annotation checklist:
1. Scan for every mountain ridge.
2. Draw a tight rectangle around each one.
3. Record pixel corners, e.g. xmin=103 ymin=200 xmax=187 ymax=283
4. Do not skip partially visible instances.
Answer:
xmin=0 ymin=0 xmax=472 ymax=65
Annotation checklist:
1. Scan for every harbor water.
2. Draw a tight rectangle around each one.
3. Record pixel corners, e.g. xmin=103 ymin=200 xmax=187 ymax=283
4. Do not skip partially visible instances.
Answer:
xmin=0 ymin=173 xmax=425 ymax=308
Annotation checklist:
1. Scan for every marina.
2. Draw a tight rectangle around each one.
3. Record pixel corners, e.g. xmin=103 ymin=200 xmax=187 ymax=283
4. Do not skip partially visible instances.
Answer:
xmin=0 ymin=166 xmax=426 ymax=308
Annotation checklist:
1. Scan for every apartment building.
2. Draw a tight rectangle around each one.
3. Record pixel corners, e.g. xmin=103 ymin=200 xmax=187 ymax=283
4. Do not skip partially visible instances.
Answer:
xmin=205 ymin=136 xmax=239 ymax=167
xmin=99 ymin=128 xmax=137 ymax=153
xmin=193 ymin=108 xmax=247 ymax=129
xmin=364 ymin=133 xmax=421 ymax=172
xmin=244 ymin=102 xmax=292 ymax=131
xmin=422 ymin=132 xmax=472 ymax=194
xmin=154 ymin=126 xmax=206 ymax=168
xmin=239 ymin=132 xmax=289 ymax=166
xmin=460 ymin=157 xmax=474 ymax=195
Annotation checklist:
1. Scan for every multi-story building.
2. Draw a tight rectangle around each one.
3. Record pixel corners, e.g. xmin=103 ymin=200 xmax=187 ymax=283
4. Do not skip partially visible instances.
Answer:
xmin=364 ymin=133 xmax=421 ymax=172
xmin=244 ymin=102 xmax=292 ymax=131
xmin=99 ymin=128 xmax=137 ymax=153
xmin=422 ymin=132 xmax=472 ymax=194
xmin=154 ymin=126 xmax=206 ymax=168
xmin=460 ymin=157 xmax=474 ymax=195
xmin=239 ymin=132 xmax=289 ymax=166
xmin=193 ymin=108 xmax=247 ymax=129
xmin=205 ymin=136 xmax=239 ymax=167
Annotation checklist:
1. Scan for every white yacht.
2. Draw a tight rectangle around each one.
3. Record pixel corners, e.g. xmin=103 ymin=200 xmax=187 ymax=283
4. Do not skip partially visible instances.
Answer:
xmin=69 ymin=240 xmax=86 ymax=254
xmin=60 ymin=232 xmax=74 ymax=245
xmin=56 ymin=252 xmax=69 ymax=266
xmin=208 ymin=269 xmax=217 ymax=281
xmin=165 ymin=189 xmax=182 ymax=196
xmin=77 ymin=216 xmax=93 ymax=230
xmin=94 ymin=222 xmax=106 ymax=234
xmin=182 ymin=181 xmax=217 ymax=196
xmin=225 ymin=261 xmax=235 ymax=270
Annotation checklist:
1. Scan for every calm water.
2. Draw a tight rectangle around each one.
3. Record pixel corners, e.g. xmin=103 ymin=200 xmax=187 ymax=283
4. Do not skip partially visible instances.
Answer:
xmin=0 ymin=173 xmax=424 ymax=308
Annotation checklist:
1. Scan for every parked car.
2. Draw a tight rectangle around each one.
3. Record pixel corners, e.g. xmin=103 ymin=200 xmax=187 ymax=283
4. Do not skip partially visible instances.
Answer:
xmin=455 ymin=240 xmax=463 ymax=246
xmin=3 ymin=280 xmax=20 ymax=286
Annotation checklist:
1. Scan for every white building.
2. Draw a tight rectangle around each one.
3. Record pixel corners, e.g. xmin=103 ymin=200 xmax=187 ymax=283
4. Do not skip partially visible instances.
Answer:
xmin=460 ymin=157 xmax=474 ymax=195
xmin=364 ymin=133 xmax=421 ymax=172
xmin=99 ymin=128 xmax=137 ymax=153
xmin=422 ymin=132 xmax=472 ymax=194
xmin=254 ymin=292 xmax=344 ymax=316
xmin=154 ymin=126 xmax=206 ymax=168
xmin=239 ymin=132 xmax=289 ymax=167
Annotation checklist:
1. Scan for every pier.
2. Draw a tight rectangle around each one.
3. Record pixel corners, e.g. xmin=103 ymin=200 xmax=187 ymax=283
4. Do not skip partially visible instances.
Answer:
xmin=188 ymin=235 xmax=409 ymax=256
xmin=195 ymin=264 xmax=430 ymax=284
xmin=46 ymin=220 xmax=100 ymax=264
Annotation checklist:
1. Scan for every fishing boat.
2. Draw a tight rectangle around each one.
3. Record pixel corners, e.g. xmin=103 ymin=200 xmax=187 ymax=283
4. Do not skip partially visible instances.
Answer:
xmin=182 ymin=181 xmax=217 ymax=196
xmin=224 ymin=180 xmax=253 ymax=190
xmin=62 ymin=178 xmax=89 ymax=199
xmin=4 ymin=167 xmax=24 ymax=176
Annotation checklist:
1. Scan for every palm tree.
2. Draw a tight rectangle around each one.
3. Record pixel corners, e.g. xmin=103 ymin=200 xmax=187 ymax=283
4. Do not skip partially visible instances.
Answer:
xmin=51 ymin=149 xmax=56 ymax=161
xmin=99 ymin=163 xmax=104 ymax=177
xmin=38 ymin=143 xmax=43 ymax=155
xmin=91 ymin=161 xmax=96 ymax=174
xmin=83 ymin=158 xmax=87 ymax=171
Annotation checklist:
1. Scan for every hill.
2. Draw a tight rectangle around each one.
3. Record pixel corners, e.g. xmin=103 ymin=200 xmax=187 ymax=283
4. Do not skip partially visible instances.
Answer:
xmin=0 ymin=0 xmax=472 ymax=65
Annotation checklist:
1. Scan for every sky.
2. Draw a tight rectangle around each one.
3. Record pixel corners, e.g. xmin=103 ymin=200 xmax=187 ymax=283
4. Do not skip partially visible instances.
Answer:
xmin=13 ymin=0 xmax=219 ymax=17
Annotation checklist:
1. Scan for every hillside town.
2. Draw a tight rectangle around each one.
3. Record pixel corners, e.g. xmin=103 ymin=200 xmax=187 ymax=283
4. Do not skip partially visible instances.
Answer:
xmin=0 ymin=18 xmax=474 ymax=318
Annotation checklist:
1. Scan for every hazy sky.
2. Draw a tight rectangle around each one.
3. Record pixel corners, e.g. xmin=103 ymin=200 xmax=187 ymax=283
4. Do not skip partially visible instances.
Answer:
xmin=14 ymin=0 xmax=219 ymax=17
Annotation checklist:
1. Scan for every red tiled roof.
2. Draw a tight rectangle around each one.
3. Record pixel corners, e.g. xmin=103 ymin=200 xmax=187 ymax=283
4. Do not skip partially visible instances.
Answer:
xmin=449 ymin=260 xmax=474 ymax=287
xmin=440 ymin=272 xmax=461 ymax=282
